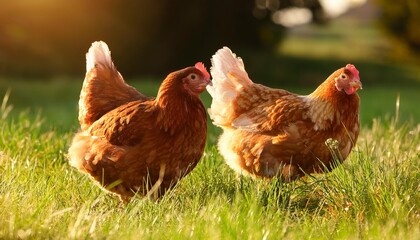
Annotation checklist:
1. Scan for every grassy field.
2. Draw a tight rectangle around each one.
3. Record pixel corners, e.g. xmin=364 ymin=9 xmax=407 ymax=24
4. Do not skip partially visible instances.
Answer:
xmin=1 ymin=13 xmax=420 ymax=239
xmin=0 ymin=77 xmax=419 ymax=239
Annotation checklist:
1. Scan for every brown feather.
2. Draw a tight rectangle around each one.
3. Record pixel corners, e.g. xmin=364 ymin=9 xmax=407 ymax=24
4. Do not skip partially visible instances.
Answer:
xmin=78 ymin=59 xmax=150 ymax=131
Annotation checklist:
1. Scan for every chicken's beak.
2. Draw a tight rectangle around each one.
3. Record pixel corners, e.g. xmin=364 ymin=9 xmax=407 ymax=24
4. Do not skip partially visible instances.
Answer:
xmin=199 ymin=78 xmax=212 ymax=89
xmin=351 ymin=78 xmax=362 ymax=90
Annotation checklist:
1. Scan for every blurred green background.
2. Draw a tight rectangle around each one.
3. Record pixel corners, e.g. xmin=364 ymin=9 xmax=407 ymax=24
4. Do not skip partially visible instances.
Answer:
xmin=0 ymin=0 xmax=419 ymax=133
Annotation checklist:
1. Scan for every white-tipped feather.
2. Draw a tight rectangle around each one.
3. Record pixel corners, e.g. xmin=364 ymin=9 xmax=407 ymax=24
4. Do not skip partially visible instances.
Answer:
xmin=207 ymin=47 xmax=253 ymax=126
xmin=86 ymin=41 xmax=114 ymax=72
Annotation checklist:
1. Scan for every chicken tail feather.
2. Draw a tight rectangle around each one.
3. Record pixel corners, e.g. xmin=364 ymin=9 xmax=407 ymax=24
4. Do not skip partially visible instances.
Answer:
xmin=207 ymin=47 xmax=253 ymax=126
xmin=79 ymin=41 xmax=148 ymax=130
xmin=86 ymin=41 xmax=114 ymax=72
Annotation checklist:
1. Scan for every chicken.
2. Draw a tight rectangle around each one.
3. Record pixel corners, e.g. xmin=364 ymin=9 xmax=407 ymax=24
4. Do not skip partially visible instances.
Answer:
xmin=207 ymin=47 xmax=362 ymax=181
xmin=68 ymin=41 xmax=211 ymax=201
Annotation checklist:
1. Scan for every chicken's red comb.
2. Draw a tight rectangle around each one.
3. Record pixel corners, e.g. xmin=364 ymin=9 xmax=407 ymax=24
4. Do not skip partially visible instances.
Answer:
xmin=346 ymin=64 xmax=360 ymax=79
xmin=195 ymin=62 xmax=210 ymax=79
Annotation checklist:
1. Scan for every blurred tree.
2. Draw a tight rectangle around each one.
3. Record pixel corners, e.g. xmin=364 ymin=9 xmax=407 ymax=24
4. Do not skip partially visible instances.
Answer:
xmin=0 ymin=0 xmax=324 ymax=78
xmin=375 ymin=0 xmax=420 ymax=56
xmin=112 ymin=0 xmax=266 ymax=76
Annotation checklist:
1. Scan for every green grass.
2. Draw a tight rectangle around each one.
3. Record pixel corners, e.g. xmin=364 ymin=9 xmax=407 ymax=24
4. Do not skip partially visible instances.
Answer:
xmin=0 ymin=86 xmax=419 ymax=239
xmin=2 ymin=12 xmax=419 ymax=238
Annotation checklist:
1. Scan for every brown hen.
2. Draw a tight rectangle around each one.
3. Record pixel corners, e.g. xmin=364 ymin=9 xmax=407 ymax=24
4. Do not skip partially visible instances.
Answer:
xmin=68 ymin=41 xmax=211 ymax=201
xmin=207 ymin=47 xmax=362 ymax=181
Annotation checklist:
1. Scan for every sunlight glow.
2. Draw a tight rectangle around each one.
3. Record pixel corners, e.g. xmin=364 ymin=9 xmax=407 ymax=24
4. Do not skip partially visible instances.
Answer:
xmin=270 ymin=0 xmax=368 ymax=27
xmin=319 ymin=0 xmax=367 ymax=17
xmin=271 ymin=8 xmax=313 ymax=27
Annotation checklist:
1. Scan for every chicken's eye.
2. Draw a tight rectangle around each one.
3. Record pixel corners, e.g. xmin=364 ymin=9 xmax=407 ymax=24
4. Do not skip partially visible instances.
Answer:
xmin=340 ymin=74 xmax=346 ymax=79
xmin=189 ymin=73 xmax=197 ymax=80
